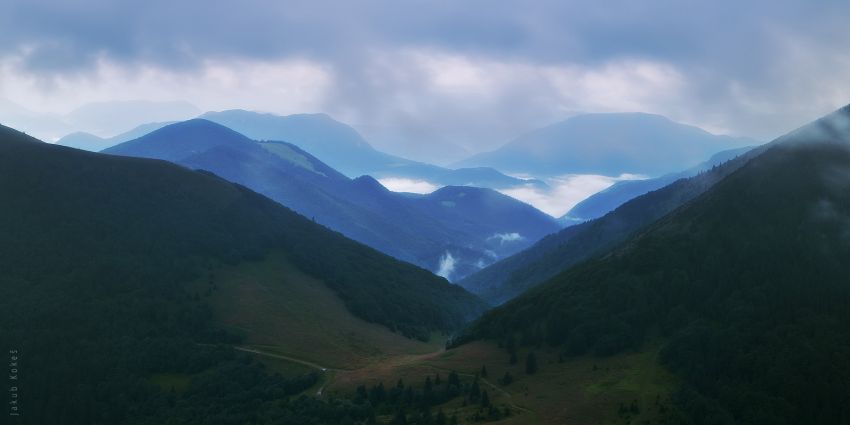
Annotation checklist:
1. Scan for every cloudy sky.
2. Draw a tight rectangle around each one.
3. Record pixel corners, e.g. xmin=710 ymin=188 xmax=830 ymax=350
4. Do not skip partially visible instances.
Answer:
xmin=2 ymin=0 xmax=850 ymax=163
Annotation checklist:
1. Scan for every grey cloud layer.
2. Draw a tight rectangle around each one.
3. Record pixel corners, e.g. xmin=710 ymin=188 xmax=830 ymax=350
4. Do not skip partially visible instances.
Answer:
xmin=5 ymin=1 xmax=846 ymax=68
xmin=2 ymin=0 xmax=850 ymax=156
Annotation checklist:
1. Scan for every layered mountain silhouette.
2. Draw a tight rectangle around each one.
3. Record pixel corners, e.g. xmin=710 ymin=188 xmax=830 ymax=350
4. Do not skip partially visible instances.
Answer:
xmin=104 ymin=119 xmax=559 ymax=280
xmin=459 ymin=145 xmax=758 ymax=304
xmin=455 ymin=112 xmax=755 ymax=177
xmin=459 ymin=104 xmax=850 ymax=424
xmin=0 ymin=97 xmax=73 ymax=141
xmin=200 ymin=109 xmax=547 ymax=191
xmin=560 ymin=146 xmax=754 ymax=225
xmin=56 ymin=121 xmax=174 ymax=152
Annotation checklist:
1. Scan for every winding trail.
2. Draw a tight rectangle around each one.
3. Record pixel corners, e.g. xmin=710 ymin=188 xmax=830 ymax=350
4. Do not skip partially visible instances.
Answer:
xmin=232 ymin=346 xmax=334 ymax=396
xmin=233 ymin=346 xmax=333 ymax=371
xmin=226 ymin=344 xmax=538 ymax=420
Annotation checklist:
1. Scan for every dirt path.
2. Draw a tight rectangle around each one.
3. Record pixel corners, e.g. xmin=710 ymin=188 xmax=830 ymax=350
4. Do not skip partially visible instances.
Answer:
xmin=234 ymin=346 xmax=334 ymax=371
xmin=232 ymin=346 xmax=334 ymax=396
xmin=227 ymin=344 xmax=538 ymax=421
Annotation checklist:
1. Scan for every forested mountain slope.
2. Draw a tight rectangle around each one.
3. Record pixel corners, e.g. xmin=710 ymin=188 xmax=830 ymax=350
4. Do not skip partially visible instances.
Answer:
xmin=0 ymin=124 xmax=486 ymax=423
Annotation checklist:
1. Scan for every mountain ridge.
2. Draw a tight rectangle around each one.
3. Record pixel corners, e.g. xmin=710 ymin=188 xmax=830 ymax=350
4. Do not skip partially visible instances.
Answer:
xmin=105 ymin=119 xmax=560 ymax=281
xmin=455 ymin=112 xmax=755 ymax=177
xmin=201 ymin=109 xmax=549 ymax=191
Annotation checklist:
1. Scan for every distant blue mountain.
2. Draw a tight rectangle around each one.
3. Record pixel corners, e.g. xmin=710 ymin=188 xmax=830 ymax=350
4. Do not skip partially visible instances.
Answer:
xmin=56 ymin=122 xmax=174 ymax=152
xmin=559 ymin=146 xmax=755 ymax=225
xmin=454 ymin=113 xmax=756 ymax=177
xmin=104 ymin=119 xmax=559 ymax=280
xmin=200 ymin=109 xmax=546 ymax=191
xmin=199 ymin=110 xmax=381 ymax=174
xmin=65 ymin=100 xmax=199 ymax=136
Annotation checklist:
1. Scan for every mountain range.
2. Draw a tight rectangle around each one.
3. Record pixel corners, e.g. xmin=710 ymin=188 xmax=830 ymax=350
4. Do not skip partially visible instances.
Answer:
xmin=56 ymin=121 xmax=175 ymax=152
xmin=200 ymin=109 xmax=548 ymax=192
xmin=6 ymin=103 xmax=850 ymax=425
xmin=52 ymin=110 xmax=760 ymax=222
xmin=103 ymin=119 xmax=560 ymax=280
xmin=0 ymin=98 xmax=200 ymax=142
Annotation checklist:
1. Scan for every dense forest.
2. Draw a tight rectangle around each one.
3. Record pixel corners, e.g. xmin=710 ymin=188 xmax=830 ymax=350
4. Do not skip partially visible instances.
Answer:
xmin=459 ymin=110 xmax=850 ymax=424
xmin=0 ymin=125 xmax=485 ymax=424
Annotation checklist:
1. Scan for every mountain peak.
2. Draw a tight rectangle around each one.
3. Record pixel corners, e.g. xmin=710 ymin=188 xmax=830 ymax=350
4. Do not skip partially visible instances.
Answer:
xmin=197 ymin=109 xmax=423 ymax=178
xmin=154 ymin=118 xmax=244 ymax=135
xmin=351 ymin=175 xmax=390 ymax=192
xmin=103 ymin=119 xmax=254 ymax=162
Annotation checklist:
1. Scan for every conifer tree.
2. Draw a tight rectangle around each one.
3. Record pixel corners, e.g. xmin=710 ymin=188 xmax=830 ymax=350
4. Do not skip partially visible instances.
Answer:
xmin=436 ymin=410 xmax=447 ymax=425
xmin=481 ymin=390 xmax=490 ymax=408
xmin=526 ymin=352 xmax=538 ymax=374
xmin=448 ymin=371 xmax=460 ymax=388
xmin=470 ymin=377 xmax=481 ymax=401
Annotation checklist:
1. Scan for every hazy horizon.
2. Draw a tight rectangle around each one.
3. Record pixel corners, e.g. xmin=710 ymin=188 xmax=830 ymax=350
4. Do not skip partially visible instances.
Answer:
xmin=3 ymin=0 xmax=850 ymax=165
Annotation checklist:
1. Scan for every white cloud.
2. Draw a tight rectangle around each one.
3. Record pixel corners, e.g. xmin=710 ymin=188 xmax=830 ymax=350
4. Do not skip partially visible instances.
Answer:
xmin=436 ymin=251 xmax=456 ymax=280
xmin=0 ymin=56 xmax=331 ymax=140
xmin=542 ymin=59 xmax=686 ymax=115
xmin=376 ymin=178 xmax=441 ymax=194
xmin=378 ymin=172 xmax=647 ymax=217
xmin=488 ymin=232 xmax=525 ymax=244
xmin=499 ymin=173 xmax=644 ymax=217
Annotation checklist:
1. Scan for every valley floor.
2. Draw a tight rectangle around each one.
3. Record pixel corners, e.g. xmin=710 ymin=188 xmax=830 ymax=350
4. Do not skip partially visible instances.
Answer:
xmin=199 ymin=254 xmax=681 ymax=425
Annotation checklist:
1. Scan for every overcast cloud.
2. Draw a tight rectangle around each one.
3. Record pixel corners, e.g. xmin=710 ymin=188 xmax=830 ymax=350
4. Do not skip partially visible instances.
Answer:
xmin=2 ymin=0 xmax=850 ymax=162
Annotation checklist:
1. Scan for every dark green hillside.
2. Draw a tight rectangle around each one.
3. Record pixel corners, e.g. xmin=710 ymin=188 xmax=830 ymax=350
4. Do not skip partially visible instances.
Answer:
xmin=460 ymin=106 xmax=850 ymax=424
xmin=2 ymin=128 xmax=484 ymax=338
xmin=0 ymin=125 xmax=485 ymax=424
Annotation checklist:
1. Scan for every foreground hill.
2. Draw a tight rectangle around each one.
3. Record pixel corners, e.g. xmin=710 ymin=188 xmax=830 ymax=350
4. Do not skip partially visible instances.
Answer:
xmin=0 ymin=123 xmax=487 ymax=423
xmin=460 ymin=105 xmax=850 ymax=424
xmin=455 ymin=112 xmax=754 ymax=177
xmin=105 ymin=119 xmax=559 ymax=280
